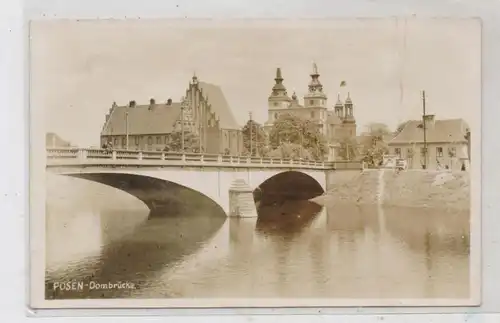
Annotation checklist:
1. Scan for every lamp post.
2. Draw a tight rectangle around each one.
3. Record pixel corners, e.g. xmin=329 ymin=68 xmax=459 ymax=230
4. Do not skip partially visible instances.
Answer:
xmin=125 ymin=105 xmax=129 ymax=150
xmin=422 ymin=90 xmax=428 ymax=169
xmin=181 ymin=100 xmax=185 ymax=152
xmin=249 ymin=111 xmax=253 ymax=157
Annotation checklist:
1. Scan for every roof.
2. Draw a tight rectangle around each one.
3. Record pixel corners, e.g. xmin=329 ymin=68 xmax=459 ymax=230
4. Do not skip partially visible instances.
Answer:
xmin=101 ymin=102 xmax=182 ymax=136
xmin=389 ymin=118 xmax=469 ymax=145
xmin=101 ymin=81 xmax=241 ymax=136
xmin=46 ymin=132 xmax=71 ymax=147
xmin=198 ymin=82 xmax=240 ymax=130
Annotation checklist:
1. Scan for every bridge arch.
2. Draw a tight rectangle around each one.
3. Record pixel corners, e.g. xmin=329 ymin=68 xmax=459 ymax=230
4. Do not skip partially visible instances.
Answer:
xmin=253 ymin=170 xmax=325 ymax=207
xmin=62 ymin=172 xmax=227 ymax=217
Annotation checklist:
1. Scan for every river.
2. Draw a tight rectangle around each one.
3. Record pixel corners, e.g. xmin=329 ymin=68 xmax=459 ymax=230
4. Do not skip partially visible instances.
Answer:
xmin=44 ymin=175 xmax=470 ymax=299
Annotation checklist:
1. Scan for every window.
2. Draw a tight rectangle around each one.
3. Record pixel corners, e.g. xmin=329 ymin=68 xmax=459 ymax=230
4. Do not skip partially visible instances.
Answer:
xmin=147 ymin=136 xmax=153 ymax=145
xmin=309 ymin=100 xmax=314 ymax=106
xmin=407 ymin=148 xmax=414 ymax=156
xmin=135 ymin=136 xmax=140 ymax=145
xmin=121 ymin=137 xmax=126 ymax=147
xmin=395 ymin=148 xmax=401 ymax=157
xmin=113 ymin=138 xmax=118 ymax=145
xmin=274 ymin=112 xmax=278 ymax=119
xmin=273 ymin=102 xmax=278 ymax=107
xmin=156 ymin=136 xmax=161 ymax=144
xmin=311 ymin=111 xmax=315 ymax=118
xmin=436 ymin=147 xmax=443 ymax=157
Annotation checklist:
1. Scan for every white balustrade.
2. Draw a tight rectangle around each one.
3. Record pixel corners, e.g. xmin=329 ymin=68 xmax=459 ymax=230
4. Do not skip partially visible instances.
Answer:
xmin=46 ymin=148 xmax=362 ymax=170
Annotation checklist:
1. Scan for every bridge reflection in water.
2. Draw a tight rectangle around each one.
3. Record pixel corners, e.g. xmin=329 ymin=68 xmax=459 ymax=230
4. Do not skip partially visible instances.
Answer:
xmin=45 ymin=176 xmax=469 ymax=299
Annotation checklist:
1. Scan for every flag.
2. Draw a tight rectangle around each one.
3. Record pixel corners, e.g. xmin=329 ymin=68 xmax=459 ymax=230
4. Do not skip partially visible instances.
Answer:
xmin=340 ymin=81 xmax=347 ymax=87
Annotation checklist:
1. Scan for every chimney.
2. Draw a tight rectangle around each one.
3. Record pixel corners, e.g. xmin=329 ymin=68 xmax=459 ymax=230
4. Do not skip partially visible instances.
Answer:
xmin=129 ymin=100 xmax=136 ymax=108
xmin=149 ymin=98 xmax=156 ymax=110
xmin=167 ymin=98 xmax=172 ymax=106
xmin=423 ymin=114 xmax=435 ymax=127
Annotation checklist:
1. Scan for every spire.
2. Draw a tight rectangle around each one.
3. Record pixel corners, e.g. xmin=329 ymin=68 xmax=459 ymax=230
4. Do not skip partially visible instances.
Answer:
xmin=192 ymin=71 xmax=198 ymax=85
xmin=271 ymin=67 xmax=288 ymax=96
xmin=343 ymin=92 xmax=355 ymax=123
xmin=345 ymin=92 xmax=352 ymax=104
xmin=335 ymin=93 xmax=343 ymax=107
xmin=276 ymin=67 xmax=283 ymax=81
xmin=312 ymin=61 xmax=319 ymax=76
xmin=308 ymin=61 xmax=323 ymax=94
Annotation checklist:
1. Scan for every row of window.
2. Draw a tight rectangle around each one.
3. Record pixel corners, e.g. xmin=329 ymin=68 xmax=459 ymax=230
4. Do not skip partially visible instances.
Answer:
xmin=394 ymin=147 xmax=456 ymax=157
xmin=105 ymin=133 xmax=241 ymax=148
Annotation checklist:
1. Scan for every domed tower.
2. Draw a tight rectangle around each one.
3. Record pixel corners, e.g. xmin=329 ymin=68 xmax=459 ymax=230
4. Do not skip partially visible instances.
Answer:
xmin=266 ymin=68 xmax=292 ymax=127
xmin=303 ymin=62 xmax=328 ymax=135
xmin=342 ymin=92 xmax=357 ymax=138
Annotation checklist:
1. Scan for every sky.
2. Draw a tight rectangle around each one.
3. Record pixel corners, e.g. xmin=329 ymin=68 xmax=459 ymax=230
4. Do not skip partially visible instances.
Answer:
xmin=30 ymin=18 xmax=481 ymax=147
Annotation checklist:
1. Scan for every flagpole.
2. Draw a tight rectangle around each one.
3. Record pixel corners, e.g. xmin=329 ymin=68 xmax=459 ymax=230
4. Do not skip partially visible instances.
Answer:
xmin=422 ymin=90 xmax=427 ymax=169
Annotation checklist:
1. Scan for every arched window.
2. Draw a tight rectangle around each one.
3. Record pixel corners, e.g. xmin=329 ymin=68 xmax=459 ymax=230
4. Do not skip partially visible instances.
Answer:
xmin=147 ymin=136 xmax=153 ymax=145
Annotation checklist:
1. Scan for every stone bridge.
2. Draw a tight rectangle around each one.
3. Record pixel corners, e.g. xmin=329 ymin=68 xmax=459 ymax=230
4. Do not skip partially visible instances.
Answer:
xmin=46 ymin=148 xmax=363 ymax=217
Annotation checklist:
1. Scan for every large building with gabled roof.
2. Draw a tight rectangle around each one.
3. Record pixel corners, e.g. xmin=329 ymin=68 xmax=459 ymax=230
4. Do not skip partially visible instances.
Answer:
xmin=388 ymin=114 xmax=470 ymax=170
xmin=100 ymin=75 xmax=243 ymax=155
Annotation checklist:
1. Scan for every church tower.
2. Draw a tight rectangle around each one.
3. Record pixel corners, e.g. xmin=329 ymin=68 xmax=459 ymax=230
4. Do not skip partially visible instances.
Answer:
xmin=303 ymin=62 xmax=328 ymax=135
xmin=342 ymin=92 xmax=357 ymax=137
xmin=266 ymin=68 xmax=292 ymax=125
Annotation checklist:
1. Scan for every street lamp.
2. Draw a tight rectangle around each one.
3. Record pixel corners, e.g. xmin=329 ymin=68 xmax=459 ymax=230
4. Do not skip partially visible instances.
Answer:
xmin=249 ymin=111 xmax=253 ymax=157
xmin=181 ymin=99 xmax=186 ymax=152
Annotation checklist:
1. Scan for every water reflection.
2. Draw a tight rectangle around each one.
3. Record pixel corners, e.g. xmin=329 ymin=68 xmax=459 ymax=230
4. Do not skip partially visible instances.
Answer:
xmin=45 ymin=177 xmax=470 ymax=299
xmin=46 ymin=208 xmax=226 ymax=299
xmin=255 ymin=200 xmax=323 ymax=237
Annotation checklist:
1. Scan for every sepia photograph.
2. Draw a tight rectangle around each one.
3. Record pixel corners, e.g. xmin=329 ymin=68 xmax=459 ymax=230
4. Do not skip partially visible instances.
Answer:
xmin=28 ymin=18 xmax=481 ymax=308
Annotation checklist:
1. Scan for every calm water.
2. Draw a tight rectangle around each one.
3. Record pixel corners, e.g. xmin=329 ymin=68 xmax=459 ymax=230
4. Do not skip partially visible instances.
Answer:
xmin=45 ymin=175 xmax=470 ymax=299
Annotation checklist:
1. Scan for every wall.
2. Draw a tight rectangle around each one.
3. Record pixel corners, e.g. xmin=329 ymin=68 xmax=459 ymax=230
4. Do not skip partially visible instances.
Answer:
xmin=314 ymin=169 xmax=470 ymax=212
xmin=389 ymin=142 xmax=469 ymax=171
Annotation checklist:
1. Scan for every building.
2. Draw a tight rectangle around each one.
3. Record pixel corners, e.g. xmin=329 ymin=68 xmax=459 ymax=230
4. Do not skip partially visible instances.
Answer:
xmin=100 ymin=75 xmax=243 ymax=155
xmin=263 ymin=63 xmax=357 ymax=160
xmin=46 ymin=132 xmax=72 ymax=148
xmin=388 ymin=115 xmax=470 ymax=170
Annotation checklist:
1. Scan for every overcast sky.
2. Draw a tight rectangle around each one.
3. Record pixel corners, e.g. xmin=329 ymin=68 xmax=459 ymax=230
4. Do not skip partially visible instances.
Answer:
xmin=31 ymin=18 xmax=481 ymax=147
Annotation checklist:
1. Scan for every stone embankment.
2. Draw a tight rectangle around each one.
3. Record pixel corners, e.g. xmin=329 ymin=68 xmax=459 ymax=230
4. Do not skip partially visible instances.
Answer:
xmin=312 ymin=169 xmax=470 ymax=212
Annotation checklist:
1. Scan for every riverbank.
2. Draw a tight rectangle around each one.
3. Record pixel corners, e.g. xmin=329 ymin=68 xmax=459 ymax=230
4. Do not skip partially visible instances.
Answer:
xmin=312 ymin=169 xmax=470 ymax=212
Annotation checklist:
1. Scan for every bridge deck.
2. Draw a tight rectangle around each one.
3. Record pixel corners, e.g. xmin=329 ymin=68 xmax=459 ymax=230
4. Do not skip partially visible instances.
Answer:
xmin=46 ymin=148 xmax=363 ymax=170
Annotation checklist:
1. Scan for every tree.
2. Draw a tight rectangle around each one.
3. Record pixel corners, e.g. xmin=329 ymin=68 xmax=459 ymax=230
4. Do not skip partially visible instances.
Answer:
xmin=242 ymin=119 xmax=268 ymax=156
xmin=164 ymin=131 xmax=200 ymax=153
xmin=268 ymin=113 xmax=327 ymax=160
xmin=337 ymin=137 xmax=359 ymax=161
xmin=359 ymin=122 xmax=391 ymax=167
xmin=267 ymin=142 xmax=314 ymax=160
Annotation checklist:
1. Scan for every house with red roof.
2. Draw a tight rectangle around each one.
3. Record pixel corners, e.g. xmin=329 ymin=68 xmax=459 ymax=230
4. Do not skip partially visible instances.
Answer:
xmin=100 ymin=75 xmax=243 ymax=155
xmin=388 ymin=115 xmax=470 ymax=170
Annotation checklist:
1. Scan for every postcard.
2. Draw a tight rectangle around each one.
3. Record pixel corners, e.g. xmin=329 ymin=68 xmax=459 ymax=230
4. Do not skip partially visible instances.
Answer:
xmin=29 ymin=18 xmax=481 ymax=309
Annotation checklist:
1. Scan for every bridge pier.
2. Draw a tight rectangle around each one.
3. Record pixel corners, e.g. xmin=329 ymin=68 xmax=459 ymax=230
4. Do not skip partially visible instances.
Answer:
xmin=228 ymin=179 xmax=258 ymax=218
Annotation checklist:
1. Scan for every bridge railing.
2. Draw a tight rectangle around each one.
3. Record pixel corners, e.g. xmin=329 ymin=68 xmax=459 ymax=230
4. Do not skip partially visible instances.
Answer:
xmin=46 ymin=148 xmax=363 ymax=169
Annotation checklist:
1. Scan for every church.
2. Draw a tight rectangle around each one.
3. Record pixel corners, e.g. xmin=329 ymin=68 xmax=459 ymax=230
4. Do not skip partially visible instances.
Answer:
xmin=263 ymin=63 xmax=358 ymax=160
xmin=100 ymin=75 xmax=243 ymax=155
